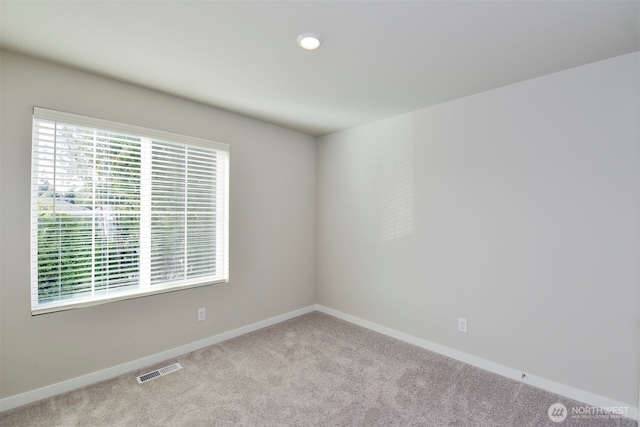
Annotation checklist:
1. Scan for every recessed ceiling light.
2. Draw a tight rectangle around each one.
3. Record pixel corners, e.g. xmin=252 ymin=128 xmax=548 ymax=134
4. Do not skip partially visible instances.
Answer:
xmin=297 ymin=32 xmax=323 ymax=51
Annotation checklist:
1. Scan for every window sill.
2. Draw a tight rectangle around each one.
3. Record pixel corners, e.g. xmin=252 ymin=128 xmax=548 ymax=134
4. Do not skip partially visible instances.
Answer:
xmin=31 ymin=278 xmax=229 ymax=316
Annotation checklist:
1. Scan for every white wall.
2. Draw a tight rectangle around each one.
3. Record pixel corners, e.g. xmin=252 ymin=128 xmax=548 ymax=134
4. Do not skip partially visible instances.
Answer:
xmin=0 ymin=51 xmax=317 ymax=399
xmin=317 ymin=53 xmax=639 ymax=406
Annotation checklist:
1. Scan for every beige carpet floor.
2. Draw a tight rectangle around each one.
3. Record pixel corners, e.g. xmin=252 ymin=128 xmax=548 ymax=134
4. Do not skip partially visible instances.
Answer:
xmin=0 ymin=311 xmax=636 ymax=426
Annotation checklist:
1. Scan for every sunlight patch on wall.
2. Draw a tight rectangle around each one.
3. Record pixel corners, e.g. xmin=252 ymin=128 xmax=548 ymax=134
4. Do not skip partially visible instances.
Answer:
xmin=380 ymin=115 xmax=414 ymax=242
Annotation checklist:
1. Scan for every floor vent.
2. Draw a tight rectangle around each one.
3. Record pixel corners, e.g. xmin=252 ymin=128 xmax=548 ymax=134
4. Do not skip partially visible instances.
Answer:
xmin=137 ymin=363 xmax=182 ymax=384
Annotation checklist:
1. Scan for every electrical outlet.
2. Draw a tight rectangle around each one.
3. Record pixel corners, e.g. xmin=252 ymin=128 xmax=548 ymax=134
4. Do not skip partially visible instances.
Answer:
xmin=457 ymin=317 xmax=468 ymax=333
xmin=197 ymin=308 xmax=206 ymax=322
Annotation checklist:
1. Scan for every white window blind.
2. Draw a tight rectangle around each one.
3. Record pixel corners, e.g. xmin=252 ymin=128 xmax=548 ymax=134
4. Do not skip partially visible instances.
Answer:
xmin=31 ymin=107 xmax=229 ymax=314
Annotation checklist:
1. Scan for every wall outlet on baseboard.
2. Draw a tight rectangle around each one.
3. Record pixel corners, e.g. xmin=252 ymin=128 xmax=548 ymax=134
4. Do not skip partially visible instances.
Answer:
xmin=197 ymin=308 xmax=206 ymax=322
xmin=457 ymin=317 xmax=468 ymax=333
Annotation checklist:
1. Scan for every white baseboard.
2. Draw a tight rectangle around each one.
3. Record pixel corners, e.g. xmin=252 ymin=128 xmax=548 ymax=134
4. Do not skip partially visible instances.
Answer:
xmin=3 ymin=303 xmax=637 ymax=422
xmin=315 ymin=304 xmax=639 ymax=422
xmin=0 ymin=305 xmax=316 ymax=412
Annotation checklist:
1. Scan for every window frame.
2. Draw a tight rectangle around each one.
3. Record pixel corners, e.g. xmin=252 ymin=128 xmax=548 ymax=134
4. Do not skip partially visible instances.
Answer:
xmin=30 ymin=107 xmax=229 ymax=315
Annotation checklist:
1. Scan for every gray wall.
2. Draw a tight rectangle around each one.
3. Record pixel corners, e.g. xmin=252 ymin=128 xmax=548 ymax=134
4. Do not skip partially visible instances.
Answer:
xmin=1 ymin=48 xmax=638 ymax=408
xmin=317 ymin=53 xmax=639 ymax=405
xmin=0 ymin=51 xmax=317 ymax=398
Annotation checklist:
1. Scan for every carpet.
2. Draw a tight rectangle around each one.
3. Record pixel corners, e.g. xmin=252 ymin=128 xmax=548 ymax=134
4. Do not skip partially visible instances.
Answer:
xmin=0 ymin=311 xmax=636 ymax=426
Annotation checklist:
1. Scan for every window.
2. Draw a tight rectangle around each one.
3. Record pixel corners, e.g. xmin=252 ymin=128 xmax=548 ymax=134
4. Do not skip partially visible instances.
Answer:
xmin=30 ymin=108 xmax=229 ymax=314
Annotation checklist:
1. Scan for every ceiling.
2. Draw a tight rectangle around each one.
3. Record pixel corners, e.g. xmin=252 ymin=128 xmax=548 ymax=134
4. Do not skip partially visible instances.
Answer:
xmin=1 ymin=1 xmax=638 ymax=136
